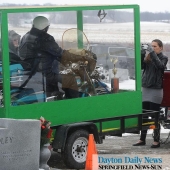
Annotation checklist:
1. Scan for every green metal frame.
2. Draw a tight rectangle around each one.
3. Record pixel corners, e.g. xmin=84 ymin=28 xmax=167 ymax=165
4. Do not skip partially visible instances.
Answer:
xmin=0 ymin=5 xmax=141 ymax=130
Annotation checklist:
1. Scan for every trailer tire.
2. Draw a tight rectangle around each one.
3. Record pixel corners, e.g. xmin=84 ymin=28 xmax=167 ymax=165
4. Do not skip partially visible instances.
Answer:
xmin=62 ymin=129 xmax=89 ymax=169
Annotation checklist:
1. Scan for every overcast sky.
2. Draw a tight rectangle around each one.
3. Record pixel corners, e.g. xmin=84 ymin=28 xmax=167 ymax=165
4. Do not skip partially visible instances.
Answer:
xmin=0 ymin=0 xmax=169 ymax=13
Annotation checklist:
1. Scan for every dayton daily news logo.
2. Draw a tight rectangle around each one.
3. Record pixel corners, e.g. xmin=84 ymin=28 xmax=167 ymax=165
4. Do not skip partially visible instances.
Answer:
xmin=92 ymin=154 xmax=169 ymax=170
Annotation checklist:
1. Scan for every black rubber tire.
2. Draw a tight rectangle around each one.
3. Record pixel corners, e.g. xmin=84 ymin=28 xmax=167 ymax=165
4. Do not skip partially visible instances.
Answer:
xmin=62 ymin=129 xmax=89 ymax=169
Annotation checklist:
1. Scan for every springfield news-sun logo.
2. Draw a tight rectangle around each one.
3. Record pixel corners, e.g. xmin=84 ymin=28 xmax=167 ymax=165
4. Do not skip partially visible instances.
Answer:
xmin=92 ymin=154 xmax=170 ymax=170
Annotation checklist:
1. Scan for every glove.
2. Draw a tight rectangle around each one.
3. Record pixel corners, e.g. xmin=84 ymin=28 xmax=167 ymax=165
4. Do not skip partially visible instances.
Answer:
xmin=141 ymin=49 xmax=146 ymax=55
xmin=61 ymin=50 xmax=84 ymax=65
xmin=61 ymin=49 xmax=97 ymax=74
xmin=61 ymin=49 xmax=96 ymax=65
xmin=84 ymin=50 xmax=97 ymax=61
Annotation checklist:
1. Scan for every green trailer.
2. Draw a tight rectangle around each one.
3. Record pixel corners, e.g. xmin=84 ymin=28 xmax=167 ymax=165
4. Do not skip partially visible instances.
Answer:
xmin=0 ymin=5 xmax=159 ymax=169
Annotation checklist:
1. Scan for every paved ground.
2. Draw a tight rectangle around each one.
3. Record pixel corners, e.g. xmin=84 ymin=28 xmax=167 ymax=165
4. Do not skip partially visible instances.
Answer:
xmin=48 ymin=132 xmax=170 ymax=170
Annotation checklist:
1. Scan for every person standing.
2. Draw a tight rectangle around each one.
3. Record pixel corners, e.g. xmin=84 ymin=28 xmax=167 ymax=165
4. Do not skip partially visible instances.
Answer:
xmin=133 ymin=39 xmax=168 ymax=148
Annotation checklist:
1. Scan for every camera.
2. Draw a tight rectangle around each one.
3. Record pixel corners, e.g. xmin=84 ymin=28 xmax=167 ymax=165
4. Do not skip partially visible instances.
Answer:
xmin=141 ymin=44 xmax=148 ymax=50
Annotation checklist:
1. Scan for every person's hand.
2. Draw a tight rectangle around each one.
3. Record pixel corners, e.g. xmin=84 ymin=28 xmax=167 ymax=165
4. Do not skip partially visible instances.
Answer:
xmin=146 ymin=44 xmax=154 ymax=53
xmin=84 ymin=50 xmax=97 ymax=61
xmin=141 ymin=44 xmax=148 ymax=50
xmin=141 ymin=49 xmax=146 ymax=55
xmin=141 ymin=44 xmax=153 ymax=53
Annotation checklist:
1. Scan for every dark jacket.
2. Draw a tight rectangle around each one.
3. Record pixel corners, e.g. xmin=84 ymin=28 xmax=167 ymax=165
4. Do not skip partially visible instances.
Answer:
xmin=8 ymin=30 xmax=21 ymax=64
xmin=19 ymin=27 xmax=64 ymax=95
xmin=141 ymin=50 xmax=168 ymax=89
xmin=19 ymin=28 xmax=80 ymax=97
xmin=19 ymin=27 xmax=63 ymax=73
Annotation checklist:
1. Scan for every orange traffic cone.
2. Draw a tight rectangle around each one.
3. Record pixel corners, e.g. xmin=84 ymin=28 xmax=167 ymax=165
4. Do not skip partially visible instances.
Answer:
xmin=149 ymin=125 xmax=156 ymax=129
xmin=85 ymin=134 xmax=98 ymax=170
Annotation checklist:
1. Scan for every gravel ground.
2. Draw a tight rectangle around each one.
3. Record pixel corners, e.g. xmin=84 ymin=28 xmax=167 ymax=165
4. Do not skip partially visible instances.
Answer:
xmin=48 ymin=132 xmax=170 ymax=169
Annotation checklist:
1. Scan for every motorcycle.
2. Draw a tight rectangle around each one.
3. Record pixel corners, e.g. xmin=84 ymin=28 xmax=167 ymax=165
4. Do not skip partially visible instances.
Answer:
xmin=58 ymin=61 xmax=111 ymax=99
xmin=0 ymin=28 xmax=111 ymax=106
xmin=58 ymin=28 xmax=111 ymax=98
xmin=0 ymin=63 xmax=46 ymax=106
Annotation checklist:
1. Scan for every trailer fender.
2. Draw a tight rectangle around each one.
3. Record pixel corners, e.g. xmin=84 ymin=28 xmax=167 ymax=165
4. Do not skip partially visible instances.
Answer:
xmin=52 ymin=122 xmax=101 ymax=151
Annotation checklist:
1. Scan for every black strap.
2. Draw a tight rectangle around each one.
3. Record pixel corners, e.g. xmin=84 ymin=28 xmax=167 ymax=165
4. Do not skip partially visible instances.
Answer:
xmin=142 ymin=68 xmax=145 ymax=76
xmin=19 ymin=56 xmax=41 ymax=88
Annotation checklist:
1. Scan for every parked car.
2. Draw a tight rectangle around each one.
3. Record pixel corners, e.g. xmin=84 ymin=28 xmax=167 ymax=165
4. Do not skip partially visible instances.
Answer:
xmin=90 ymin=44 xmax=135 ymax=79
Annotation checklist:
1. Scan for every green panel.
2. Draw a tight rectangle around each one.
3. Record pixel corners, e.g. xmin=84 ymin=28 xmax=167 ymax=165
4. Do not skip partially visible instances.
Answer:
xmin=134 ymin=6 xmax=141 ymax=91
xmin=7 ymin=91 xmax=142 ymax=127
xmin=1 ymin=11 xmax=10 ymax=116
xmin=0 ymin=5 xmax=142 ymax=131
xmin=77 ymin=11 xmax=83 ymax=49
xmin=77 ymin=10 xmax=83 ymax=31
xmin=0 ymin=5 xmax=140 ymax=13
xmin=0 ymin=108 xmax=5 ymax=118
xmin=0 ymin=12 xmax=4 ymax=117
xmin=97 ymin=118 xmax=138 ymax=133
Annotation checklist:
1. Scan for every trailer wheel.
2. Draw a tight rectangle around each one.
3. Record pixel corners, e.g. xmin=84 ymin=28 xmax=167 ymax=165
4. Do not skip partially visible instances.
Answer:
xmin=63 ymin=129 xmax=89 ymax=169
